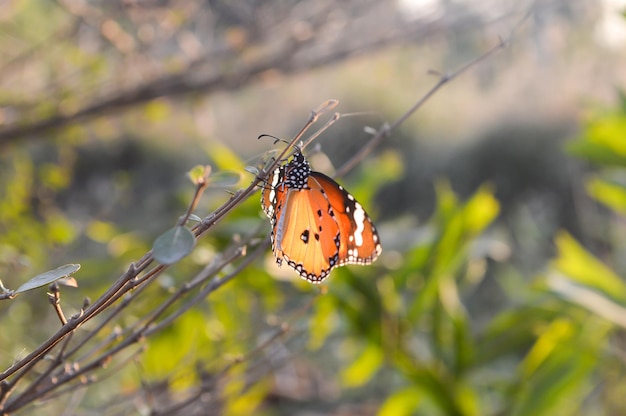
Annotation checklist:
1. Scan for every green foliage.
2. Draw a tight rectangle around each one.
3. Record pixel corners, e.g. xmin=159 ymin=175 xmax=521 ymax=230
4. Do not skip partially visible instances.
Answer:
xmin=533 ymin=96 xmax=626 ymax=414
xmin=305 ymin=180 xmax=500 ymax=415
xmin=1 ymin=3 xmax=626 ymax=410
xmin=6 ymin=103 xmax=626 ymax=414
xmin=143 ymin=309 xmax=210 ymax=388
xmin=302 ymin=110 xmax=626 ymax=414
xmin=152 ymin=226 xmax=196 ymax=265
xmin=511 ymin=316 xmax=608 ymax=416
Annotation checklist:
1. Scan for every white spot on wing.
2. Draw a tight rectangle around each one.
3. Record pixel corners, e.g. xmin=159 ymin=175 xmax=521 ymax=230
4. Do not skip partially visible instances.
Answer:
xmin=352 ymin=201 xmax=366 ymax=247
xmin=267 ymin=168 xmax=281 ymax=209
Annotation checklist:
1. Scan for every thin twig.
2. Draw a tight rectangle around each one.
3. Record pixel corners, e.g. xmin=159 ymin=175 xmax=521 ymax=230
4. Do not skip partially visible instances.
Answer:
xmin=48 ymin=283 xmax=68 ymax=325
xmin=178 ymin=169 xmax=210 ymax=227
xmin=336 ymin=37 xmax=507 ymax=178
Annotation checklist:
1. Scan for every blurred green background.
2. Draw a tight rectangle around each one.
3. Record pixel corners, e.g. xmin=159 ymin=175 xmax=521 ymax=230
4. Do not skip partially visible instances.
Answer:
xmin=2 ymin=0 xmax=626 ymax=414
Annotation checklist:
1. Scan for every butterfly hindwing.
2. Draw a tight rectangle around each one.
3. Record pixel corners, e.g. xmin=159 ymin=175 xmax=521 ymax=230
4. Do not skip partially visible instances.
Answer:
xmin=309 ymin=172 xmax=382 ymax=266
xmin=261 ymin=165 xmax=284 ymax=220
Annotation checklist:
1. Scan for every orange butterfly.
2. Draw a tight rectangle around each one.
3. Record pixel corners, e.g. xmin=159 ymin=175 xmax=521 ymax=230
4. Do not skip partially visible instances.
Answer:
xmin=261 ymin=150 xmax=382 ymax=283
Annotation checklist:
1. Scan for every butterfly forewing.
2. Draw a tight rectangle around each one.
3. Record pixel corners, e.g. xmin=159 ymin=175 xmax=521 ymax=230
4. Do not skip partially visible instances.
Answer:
xmin=275 ymin=187 xmax=341 ymax=282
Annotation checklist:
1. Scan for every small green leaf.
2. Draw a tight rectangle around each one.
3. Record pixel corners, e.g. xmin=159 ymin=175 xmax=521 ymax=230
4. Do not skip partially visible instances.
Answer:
xmin=188 ymin=214 xmax=202 ymax=223
xmin=567 ymin=113 xmax=626 ymax=167
xmin=187 ymin=165 xmax=211 ymax=185
xmin=153 ymin=226 xmax=195 ymax=265
xmin=16 ymin=264 xmax=81 ymax=293
xmin=586 ymin=176 xmax=626 ymax=214
xmin=209 ymin=171 xmax=243 ymax=187
xmin=340 ymin=343 xmax=383 ymax=388
xmin=520 ymin=319 xmax=574 ymax=378
xmin=552 ymin=231 xmax=626 ymax=302
xmin=587 ymin=115 xmax=626 ymax=155
xmin=462 ymin=183 xmax=499 ymax=235
xmin=245 ymin=166 xmax=259 ymax=176
xmin=378 ymin=386 xmax=422 ymax=416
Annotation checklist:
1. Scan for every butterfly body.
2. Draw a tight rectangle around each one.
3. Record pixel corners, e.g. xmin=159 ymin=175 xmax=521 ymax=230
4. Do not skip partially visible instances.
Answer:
xmin=262 ymin=151 xmax=381 ymax=283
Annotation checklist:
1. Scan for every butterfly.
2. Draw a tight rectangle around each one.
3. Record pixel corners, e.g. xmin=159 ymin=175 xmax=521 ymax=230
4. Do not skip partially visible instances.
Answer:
xmin=261 ymin=150 xmax=382 ymax=283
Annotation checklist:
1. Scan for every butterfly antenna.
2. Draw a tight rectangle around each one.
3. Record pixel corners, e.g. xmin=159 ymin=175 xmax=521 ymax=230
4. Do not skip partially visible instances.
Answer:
xmin=257 ymin=134 xmax=289 ymax=145
xmin=260 ymin=99 xmax=339 ymax=176
xmin=258 ymin=134 xmax=304 ymax=158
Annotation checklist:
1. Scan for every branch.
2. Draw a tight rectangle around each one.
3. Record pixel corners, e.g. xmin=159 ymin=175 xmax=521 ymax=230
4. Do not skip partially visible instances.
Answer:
xmin=0 ymin=9 xmax=484 ymax=148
